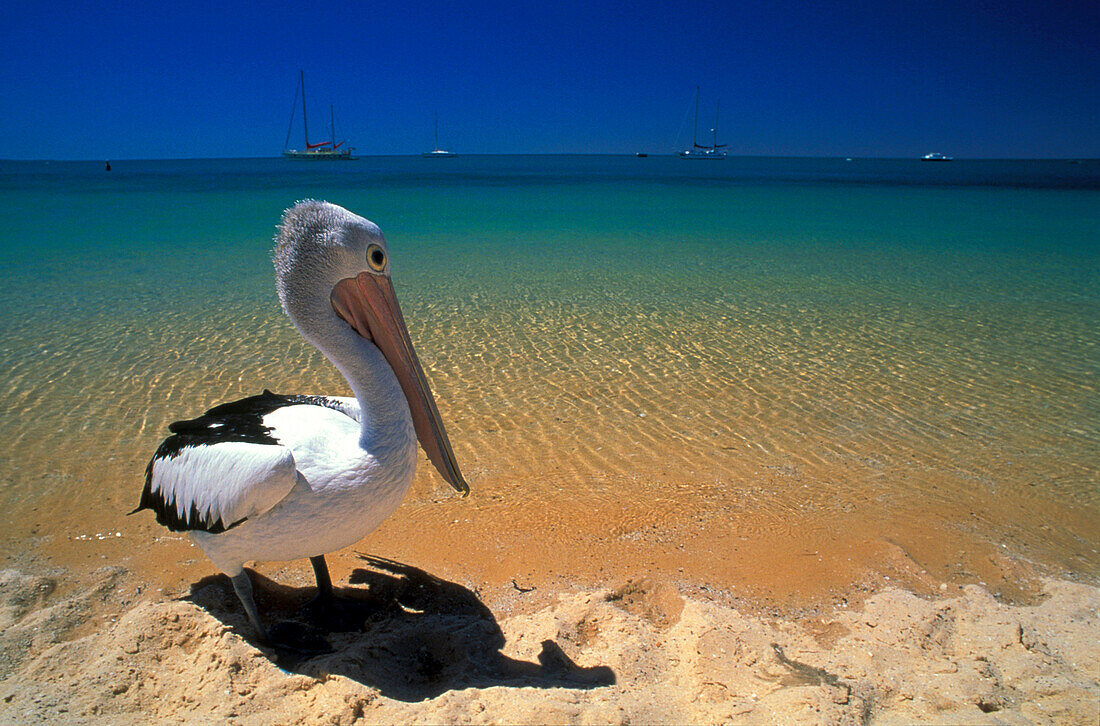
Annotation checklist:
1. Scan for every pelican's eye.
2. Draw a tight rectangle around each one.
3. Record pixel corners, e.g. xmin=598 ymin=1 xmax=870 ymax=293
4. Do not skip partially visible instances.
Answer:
xmin=367 ymin=244 xmax=387 ymax=272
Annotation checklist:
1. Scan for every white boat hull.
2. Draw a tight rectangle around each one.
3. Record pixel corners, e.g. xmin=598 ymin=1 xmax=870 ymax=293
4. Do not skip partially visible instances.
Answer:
xmin=283 ymin=149 xmax=357 ymax=161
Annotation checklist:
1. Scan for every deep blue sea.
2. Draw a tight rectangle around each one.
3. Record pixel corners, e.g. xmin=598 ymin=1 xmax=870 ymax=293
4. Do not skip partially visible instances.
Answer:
xmin=0 ymin=155 xmax=1096 ymax=587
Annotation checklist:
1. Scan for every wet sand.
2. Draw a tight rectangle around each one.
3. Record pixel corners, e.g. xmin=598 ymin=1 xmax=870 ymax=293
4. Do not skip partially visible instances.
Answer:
xmin=4 ymin=439 xmax=1094 ymax=616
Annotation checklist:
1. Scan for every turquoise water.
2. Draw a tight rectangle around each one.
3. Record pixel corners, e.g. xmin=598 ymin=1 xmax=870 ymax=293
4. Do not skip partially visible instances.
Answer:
xmin=0 ymin=156 xmax=1097 ymax=584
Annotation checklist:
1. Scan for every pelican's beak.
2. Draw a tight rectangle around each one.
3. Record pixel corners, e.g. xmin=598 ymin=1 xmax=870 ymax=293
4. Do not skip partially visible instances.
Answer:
xmin=331 ymin=272 xmax=470 ymax=495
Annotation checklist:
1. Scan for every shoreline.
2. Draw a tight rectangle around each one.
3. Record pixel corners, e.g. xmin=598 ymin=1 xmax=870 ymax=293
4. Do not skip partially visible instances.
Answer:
xmin=6 ymin=470 xmax=1096 ymax=621
xmin=0 ymin=559 xmax=1097 ymax=725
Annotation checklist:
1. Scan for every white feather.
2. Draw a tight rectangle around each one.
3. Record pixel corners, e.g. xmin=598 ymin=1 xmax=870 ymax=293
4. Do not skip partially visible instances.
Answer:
xmin=326 ymin=396 xmax=361 ymax=422
xmin=151 ymin=443 xmax=297 ymax=528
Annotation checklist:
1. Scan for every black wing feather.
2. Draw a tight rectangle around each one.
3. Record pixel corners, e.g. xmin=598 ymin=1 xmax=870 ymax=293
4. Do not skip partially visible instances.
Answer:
xmin=131 ymin=390 xmax=347 ymax=533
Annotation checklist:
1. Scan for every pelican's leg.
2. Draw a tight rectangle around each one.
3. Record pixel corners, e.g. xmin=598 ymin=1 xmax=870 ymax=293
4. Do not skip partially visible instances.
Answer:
xmin=230 ymin=570 xmax=269 ymax=641
xmin=303 ymin=555 xmax=363 ymax=632
xmin=311 ymin=555 xmax=334 ymax=602
xmin=233 ymin=569 xmax=332 ymax=655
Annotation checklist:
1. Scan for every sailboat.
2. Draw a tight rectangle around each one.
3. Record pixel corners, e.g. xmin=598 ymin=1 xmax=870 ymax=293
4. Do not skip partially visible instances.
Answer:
xmin=282 ymin=70 xmax=356 ymax=160
xmin=422 ymin=113 xmax=456 ymax=157
xmin=679 ymin=87 xmax=727 ymax=159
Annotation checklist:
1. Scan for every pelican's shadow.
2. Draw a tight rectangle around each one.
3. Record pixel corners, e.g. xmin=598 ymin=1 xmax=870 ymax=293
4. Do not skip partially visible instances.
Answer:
xmin=188 ymin=554 xmax=615 ymax=701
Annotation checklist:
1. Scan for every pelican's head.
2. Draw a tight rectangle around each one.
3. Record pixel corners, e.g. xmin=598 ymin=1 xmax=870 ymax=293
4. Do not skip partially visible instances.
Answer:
xmin=274 ymin=200 xmax=469 ymax=495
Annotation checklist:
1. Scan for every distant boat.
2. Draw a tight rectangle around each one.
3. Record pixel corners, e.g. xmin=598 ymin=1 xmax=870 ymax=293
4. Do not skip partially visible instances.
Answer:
xmin=422 ymin=113 xmax=456 ymax=157
xmin=636 ymin=153 xmax=648 ymax=158
xmin=921 ymin=152 xmax=952 ymax=161
xmin=680 ymin=87 xmax=727 ymax=159
xmin=282 ymin=70 xmax=356 ymax=160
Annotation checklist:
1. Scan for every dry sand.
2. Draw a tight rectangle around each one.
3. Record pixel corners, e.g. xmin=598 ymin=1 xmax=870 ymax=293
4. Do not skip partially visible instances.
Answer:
xmin=0 ymin=555 xmax=1097 ymax=725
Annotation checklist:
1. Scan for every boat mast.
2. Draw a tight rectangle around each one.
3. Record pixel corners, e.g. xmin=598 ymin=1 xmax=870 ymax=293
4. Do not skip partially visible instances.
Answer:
xmin=434 ymin=112 xmax=439 ymax=150
xmin=713 ymin=99 xmax=720 ymax=149
xmin=283 ymin=75 xmax=301 ymax=151
xmin=300 ymin=70 xmax=310 ymax=148
xmin=330 ymin=105 xmax=336 ymax=148
xmin=692 ymin=86 xmax=700 ymax=148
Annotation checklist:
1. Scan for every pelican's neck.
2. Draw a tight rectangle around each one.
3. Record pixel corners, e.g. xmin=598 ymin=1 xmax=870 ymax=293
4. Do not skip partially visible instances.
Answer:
xmin=314 ymin=321 xmax=414 ymax=452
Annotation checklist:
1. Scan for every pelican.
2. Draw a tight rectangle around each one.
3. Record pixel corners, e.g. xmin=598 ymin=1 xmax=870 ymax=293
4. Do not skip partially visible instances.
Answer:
xmin=132 ymin=200 xmax=468 ymax=649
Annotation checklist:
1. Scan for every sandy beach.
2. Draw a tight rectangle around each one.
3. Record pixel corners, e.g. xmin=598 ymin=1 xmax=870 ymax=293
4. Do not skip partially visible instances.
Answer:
xmin=0 ymin=555 xmax=1097 ymax=725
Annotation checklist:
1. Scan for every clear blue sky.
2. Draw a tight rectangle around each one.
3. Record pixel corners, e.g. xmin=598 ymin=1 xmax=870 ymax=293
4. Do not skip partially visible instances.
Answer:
xmin=2 ymin=0 xmax=1097 ymax=159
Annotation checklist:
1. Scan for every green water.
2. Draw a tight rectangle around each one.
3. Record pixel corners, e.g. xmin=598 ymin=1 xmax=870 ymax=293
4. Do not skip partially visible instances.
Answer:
xmin=0 ymin=156 xmax=1097 ymax=578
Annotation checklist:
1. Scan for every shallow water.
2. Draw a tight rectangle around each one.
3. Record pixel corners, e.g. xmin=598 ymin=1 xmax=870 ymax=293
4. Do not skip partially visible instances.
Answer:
xmin=1 ymin=156 xmax=1097 ymax=602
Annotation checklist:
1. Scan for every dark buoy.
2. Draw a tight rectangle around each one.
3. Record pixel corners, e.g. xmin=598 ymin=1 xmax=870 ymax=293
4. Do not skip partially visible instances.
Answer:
xmin=105 ymin=160 xmax=111 ymax=171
